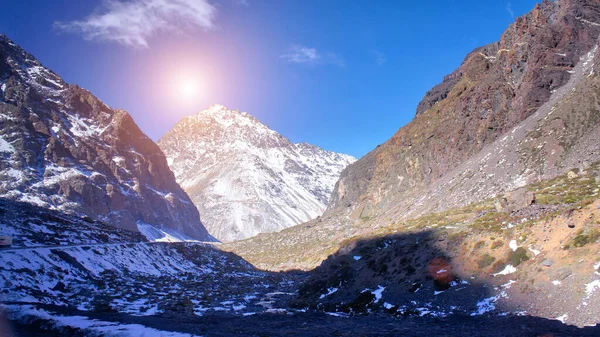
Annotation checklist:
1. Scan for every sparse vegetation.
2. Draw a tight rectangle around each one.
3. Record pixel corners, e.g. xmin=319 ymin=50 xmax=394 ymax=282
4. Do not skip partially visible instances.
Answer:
xmin=477 ymin=254 xmax=496 ymax=268
xmin=528 ymin=163 xmax=600 ymax=206
xmin=570 ymin=228 xmax=600 ymax=248
xmin=471 ymin=212 xmax=513 ymax=232
xmin=490 ymin=240 xmax=504 ymax=250
xmin=226 ymin=162 xmax=600 ymax=271
xmin=508 ymin=247 xmax=529 ymax=267
xmin=492 ymin=260 xmax=506 ymax=274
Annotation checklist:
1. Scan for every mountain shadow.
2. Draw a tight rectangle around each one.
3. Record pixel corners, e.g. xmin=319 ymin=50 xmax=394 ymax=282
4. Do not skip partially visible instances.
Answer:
xmin=2 ymin=203 xmax=600 ymax=336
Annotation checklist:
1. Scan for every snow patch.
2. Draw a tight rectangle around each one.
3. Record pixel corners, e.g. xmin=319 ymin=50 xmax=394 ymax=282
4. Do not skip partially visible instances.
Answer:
xmin=493 ymin=265 xmax=517 ymax=276
xmin=136 ymin=221 xmax=199 ymax=243
xmin=371 ymin=285 xmax=385 ymax=303
xmin=556 ymin=313 xmax=568 ymax=324
xmin=509 ymin=240 xmax=519 ymax=252
xmin=0 ymin=136 xmax=15 ymax=153
xmin=319 ymin=287 xmax=339 ymax=299
xmin=585 ymin=279 xmax=600 ymax=297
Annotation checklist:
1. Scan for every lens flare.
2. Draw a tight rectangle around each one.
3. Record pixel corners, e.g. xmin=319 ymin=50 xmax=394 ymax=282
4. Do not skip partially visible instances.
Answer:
xmin=178 ymin=77 xmax=201 ymax=100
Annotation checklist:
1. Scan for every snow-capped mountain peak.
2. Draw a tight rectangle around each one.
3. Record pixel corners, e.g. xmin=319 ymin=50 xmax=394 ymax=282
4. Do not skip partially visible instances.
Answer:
xmin=159 ymin=105 xmax=356 ymax=242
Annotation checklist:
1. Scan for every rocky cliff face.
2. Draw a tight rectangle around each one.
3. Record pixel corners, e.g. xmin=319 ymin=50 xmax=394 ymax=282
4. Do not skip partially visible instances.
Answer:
xmin=328 ymin=0 xmax=600 ymax=220
xmin=0 ymin=35 xmax=209 ymax=240
xmin=158 ymin=105 xmax=355 ymax=242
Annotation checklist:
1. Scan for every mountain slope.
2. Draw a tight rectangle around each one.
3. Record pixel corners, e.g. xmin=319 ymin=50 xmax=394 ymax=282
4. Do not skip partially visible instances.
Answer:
xmin=0 ymin=35 xmax=209 ymax=240
xmin=230 ymin=0 xmax=600 ymax=270
xmin=158 ymin=105 xmax=355 ymax=242
xmin=225 ymin=0 xmax=600 ymax=326
xmin=327 ymin=0 xmax=600 ymax=221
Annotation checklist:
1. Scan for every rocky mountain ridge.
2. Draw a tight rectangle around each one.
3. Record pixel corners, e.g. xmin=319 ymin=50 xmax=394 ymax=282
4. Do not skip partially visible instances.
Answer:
xmin=327 ymin=0 xmax=600 ymax=222
xmin=225 ymin=0 xmax=600 ymax=327
xmin=0 ymin=35 xmax=209 ymax=240
xmin=159 ymin=105 xmax=355 ymax=242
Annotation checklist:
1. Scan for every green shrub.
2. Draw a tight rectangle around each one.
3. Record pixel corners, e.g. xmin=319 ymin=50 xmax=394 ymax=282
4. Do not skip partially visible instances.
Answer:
xmin=571 ymin=228 xmax=600 ymax=248
xmin=508 ymin=247 xmax=529 ymax=267
xmin=491 ymin=240 xmax=504 ymax=249
xmin=478 ymin=254 xmax=496 ymax=268
xmin=492 ymin=260 xmax=506 ymax=273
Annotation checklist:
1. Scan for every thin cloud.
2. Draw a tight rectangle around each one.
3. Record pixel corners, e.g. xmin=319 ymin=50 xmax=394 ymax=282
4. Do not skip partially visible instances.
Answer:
xmin=235 ymin=0 xmax=250 ymax=6
xmin=506 ymin=2 xmax=515 ymax=18
xmin=54 ymin=0 xmax=217 ymax=48
xmin=372 ymin=50 xmax=386 ymax=66
xmin=281 ymin=45 xmax=344 ymax=67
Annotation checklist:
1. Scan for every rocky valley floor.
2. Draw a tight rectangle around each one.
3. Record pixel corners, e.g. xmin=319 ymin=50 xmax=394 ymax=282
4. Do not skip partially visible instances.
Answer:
xmin=6 ymin=307 xmax=600 ymax=337
xmin=1 ymin=166 xmax=600 ymax=336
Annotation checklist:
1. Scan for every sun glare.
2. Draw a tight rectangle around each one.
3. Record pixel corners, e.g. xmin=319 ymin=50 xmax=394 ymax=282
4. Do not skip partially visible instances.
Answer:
xmin=178 ymin=77 xmax=201 ymax=100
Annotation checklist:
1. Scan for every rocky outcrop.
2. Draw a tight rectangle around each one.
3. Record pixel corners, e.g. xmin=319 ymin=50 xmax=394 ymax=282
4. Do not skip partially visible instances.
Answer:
xmin=328 ymin=0 xmax=600 ymax=220
xmin=415 ymin=70 xmax=463 ymax=115
xmin=0 ymin=35 xmax=209 ymax=240
xmin=159 ymin=105 xmax=355 ymax=242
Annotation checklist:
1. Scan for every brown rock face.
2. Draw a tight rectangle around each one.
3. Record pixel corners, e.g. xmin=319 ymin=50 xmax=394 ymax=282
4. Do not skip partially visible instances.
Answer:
xmin=328 ymin=0 xmax=600 ymax=218
xmin=0 ymin=35 xmax=209 ymax=240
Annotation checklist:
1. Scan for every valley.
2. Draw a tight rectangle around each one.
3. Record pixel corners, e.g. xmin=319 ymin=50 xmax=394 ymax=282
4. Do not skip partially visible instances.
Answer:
xmin=2 ymin=0 xmax=600 ymax=336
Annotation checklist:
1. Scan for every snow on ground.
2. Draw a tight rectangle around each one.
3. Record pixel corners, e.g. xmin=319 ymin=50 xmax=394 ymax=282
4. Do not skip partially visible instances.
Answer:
xmin=319 ymin=287 xmax=339 ymax=299
xmin=0 ymin=241 xmax=301 ymax=322
xmin=371 ymin=286 xmax=385 ymax=303
xmin=0 ymin=136 xmax=15 ymax=153
xmin=556 ymin=313 xmax=569 ymax=324
xmin=470 ymin=281 xmax=515 ymax=316
xmin=5 ymin=305 xmax=203 ymax=337
xmin=528 ymin=247 xmax=540 ymax=256
xmin=136 ymin=221 xmax=200 ymax=243
xmin=584 ymin=279 xmax=600 ymax=298
xmin=493 ymin=265 xmax=517 ymax=276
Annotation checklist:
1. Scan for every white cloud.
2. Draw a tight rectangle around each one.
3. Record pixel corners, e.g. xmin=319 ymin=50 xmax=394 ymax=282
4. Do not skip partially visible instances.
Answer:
xmin=54 ymin=0 xmax=217 ymax=48
xmin=372 ymin=50 xmax=386 ymax=66
xmin=281 ymin=45 xmax=344 ymax=67
xmin=506 ymin=2 xmax=514 ymax=18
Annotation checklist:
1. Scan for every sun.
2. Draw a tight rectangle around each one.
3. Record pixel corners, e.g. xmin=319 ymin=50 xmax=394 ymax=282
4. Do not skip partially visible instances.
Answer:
xmin=178 ymin=77 xmax=201 ymax=100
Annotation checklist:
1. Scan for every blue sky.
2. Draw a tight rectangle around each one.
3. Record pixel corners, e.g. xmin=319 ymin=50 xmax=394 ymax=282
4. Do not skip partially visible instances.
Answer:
xmin=0 ymin=0 xmax=540 ymax=158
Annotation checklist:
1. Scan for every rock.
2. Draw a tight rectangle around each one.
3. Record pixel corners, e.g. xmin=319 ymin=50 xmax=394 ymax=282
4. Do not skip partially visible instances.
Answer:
xmin=541 ymin=260 xmax=553 ymax=267
xmin=0 ymin=35 xmax=209 ymax=240
xmin=495 ymin=198 xmax=509 ymax=212
xmin=567 ymin=170 xmax=578 ymax=179
xmin=564 ymin=208 xmax=575 ymax=218
xmin=506 ymin=188 xmax=536 ymax=211
xmin=568 ymin=221 xmax=575 ymax=229
xmin=552 ymin=267 xmax=572 ymax=281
